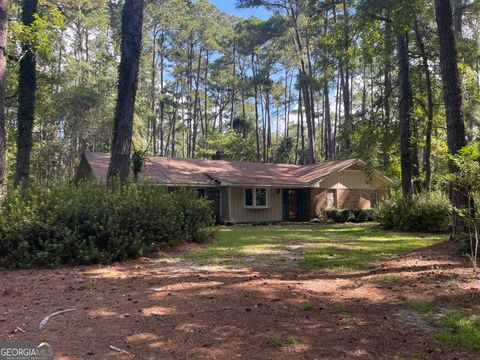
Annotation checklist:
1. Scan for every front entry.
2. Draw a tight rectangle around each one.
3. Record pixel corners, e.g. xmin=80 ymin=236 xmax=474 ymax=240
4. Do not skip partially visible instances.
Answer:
xmin=282 ymin=189 xmax=306 ymax=221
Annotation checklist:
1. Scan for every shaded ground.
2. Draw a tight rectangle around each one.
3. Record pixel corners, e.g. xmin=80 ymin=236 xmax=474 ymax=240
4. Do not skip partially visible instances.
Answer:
xmin=0 ymin=224 xmax=479 ymax=359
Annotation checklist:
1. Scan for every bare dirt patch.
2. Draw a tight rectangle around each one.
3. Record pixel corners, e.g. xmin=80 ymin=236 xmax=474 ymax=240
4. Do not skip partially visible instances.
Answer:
xmin=0 ymin=241 xmax=479 ymax=359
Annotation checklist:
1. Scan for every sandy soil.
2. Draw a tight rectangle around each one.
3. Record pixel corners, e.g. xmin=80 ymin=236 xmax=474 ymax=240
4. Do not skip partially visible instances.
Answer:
xmin=0 ymin=241 xmax=479 ymax=360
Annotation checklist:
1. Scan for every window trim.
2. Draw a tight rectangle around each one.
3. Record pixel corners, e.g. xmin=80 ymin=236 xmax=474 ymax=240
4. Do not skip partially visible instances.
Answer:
xmin=243 ymin=187 xmax=270 ymax=209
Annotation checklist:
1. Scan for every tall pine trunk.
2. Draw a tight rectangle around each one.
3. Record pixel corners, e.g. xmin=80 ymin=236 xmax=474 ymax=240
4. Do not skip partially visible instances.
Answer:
xmin=14 ymin=0 xmax=37 ymax=188
xmin=324 ymin=80 xmax=332 ymax=160
xmin=340 ymin=0 xmax=351 ymax=153
xmin=434 ymin=0 xmax=469 ymax=236
xmin=0 ymin=0 xmax=7 ymax=186
xmin=151 ymin=25 xmax=157 ymax=155
xmin=159 ymin=30 xmax=165 ymax=156
xmin=382 ymin=19 xmax=393 ymax=169
xmin=397 ymin=33 xmax=413 ymax=198
xmin=252 ymin=54 xmax=261 ymax=162
xmin=414 ymin=20 xmax=434 ymax=190
xmin=107 ymin=0 xmax=144 ymax=182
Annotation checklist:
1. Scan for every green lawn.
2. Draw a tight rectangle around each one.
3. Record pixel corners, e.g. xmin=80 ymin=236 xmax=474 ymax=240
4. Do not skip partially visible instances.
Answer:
xmin=182 ymin=223 xmax=447 ymax=271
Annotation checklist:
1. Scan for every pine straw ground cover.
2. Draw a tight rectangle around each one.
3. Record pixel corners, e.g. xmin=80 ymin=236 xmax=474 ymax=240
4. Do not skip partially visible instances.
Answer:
xmin=0 ymin=224 xmax=479 ymax=359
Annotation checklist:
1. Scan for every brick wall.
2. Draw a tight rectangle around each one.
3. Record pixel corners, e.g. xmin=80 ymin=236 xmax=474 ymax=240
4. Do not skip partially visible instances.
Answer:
xmin=308 ymin=188 xmax=381 ymax=217
xmin=336 ymin=189 xmax=371 ymax=209
xmin=308 ymin=189 xmax=328 ymax=218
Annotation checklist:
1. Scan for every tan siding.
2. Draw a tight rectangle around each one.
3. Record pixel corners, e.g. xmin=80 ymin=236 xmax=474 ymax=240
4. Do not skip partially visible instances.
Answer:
xmin=230 ymin=187 xmax=283 ymax=223
xmin=319 ymin=170 xmax=388 ymax=190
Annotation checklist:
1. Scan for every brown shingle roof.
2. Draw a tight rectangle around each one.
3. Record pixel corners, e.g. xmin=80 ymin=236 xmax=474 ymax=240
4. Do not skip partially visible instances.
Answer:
xmin=81 ymin=153 xmax=386 ymax=187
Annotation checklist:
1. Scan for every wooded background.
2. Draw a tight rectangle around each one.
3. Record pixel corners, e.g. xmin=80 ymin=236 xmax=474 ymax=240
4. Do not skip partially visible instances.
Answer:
xmin=0 ymin=0 xmax=478 ymax=190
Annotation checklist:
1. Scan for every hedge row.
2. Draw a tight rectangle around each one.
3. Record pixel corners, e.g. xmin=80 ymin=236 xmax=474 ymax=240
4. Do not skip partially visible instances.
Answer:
xmin=375 ymin=190 xmax=452 ymax=233
xmin=0 ymin=182 xmax=214 ymax=268
xmin=324 ymin=209 xmax=375 ymax=223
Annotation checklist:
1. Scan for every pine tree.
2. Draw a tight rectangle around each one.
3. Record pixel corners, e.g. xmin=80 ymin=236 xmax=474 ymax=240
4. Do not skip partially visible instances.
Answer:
xmin=0 ymin=0 xmax=7 ymax=186
xmin=107 ymin=0 xmax=145 ymax=182
xmin=14 ymin=0 xmax=37 ymax=188
xmin=434 ymin=0 xmax=469 ymax=237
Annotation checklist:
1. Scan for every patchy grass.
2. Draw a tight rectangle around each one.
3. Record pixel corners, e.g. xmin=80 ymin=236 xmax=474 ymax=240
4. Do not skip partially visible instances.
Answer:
xmin=436 ymin=311 xmax=480 ymax=351
xmin=181 ymin=224 xmax=446 ymax=271
xmin=299 ymin=301 xmax=314 ymax=311
xmin=409 ymin=301 xmax=434 ymax=314
xmin=269 ymin=337 xmax=299 ymax=347
xmin=376 ymin=274 xmax=402 ymax=283
xmin=280 ymin=308 xmax=295 ymax=317
xmin=340 ymin=315 xmax=356 ymax=324
xmin=331 ymin=305 xmax=350 ymax=314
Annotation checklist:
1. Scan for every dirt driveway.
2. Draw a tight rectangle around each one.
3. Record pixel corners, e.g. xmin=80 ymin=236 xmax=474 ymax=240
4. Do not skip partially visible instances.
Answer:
xmin=0 ymin=233 xmax=479 ymax=359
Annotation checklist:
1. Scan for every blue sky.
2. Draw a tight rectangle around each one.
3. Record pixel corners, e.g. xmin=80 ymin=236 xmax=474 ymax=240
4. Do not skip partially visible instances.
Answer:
xmin=210 ymin=0 xmax=271 ymax=19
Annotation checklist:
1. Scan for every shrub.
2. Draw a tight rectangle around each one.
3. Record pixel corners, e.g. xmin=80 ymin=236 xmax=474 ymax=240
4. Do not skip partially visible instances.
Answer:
xmin=324 ymin=209 xmax=375 ymax=223
xmin=375 ymin=190 xmax=452 ymax=233
xmin=0 ymin=181 xmax=214 ymax=268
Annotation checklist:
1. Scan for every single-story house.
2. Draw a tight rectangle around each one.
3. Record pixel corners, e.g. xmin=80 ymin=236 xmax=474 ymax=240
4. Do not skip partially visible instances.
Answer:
xmin=76 ymin=153 xmax=393 ymax=223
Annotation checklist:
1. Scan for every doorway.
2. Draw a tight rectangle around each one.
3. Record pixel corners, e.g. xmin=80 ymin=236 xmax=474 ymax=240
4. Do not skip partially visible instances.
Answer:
xmin=282 ymin=189 xmax=306 ymax=221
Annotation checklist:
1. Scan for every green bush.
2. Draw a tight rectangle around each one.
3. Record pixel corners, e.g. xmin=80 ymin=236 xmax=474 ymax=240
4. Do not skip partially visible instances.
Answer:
xmin=324 ymin=209 xmax=375 ymax=223
xmin=0 ymin=181 xmax=214 ymax=268
xmin=375 ymin=190 xmax=452 ymax=233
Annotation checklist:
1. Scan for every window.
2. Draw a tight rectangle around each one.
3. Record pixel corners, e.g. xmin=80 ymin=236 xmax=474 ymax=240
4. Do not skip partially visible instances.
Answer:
xmin=370 ymin=192 xmax=378 ymax=208
xmin=245 ymin=188 xmax=254 ymax=206
xmin=326 ymin=190 xmax=337 ymax=209
xmin=256 ymin=188 xmax=267 ymax=207
xmin=244 ymin=187 xmax=270 ymax=208
xmin=197 ymin=188 xmax=206 ymax=198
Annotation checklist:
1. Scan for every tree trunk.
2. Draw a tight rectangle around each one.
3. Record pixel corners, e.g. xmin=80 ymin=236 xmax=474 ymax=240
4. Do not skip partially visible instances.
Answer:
xmin=230 ymin=42 xmax=236 ymax=129
xmin=324 ymin=80 xmax=332 ymax=160
xmin=204 ymin=50 xmax=209 ymax=140
xmin=14 ymin=0 xmax=37 ymax=188
xmin=159 ymin=30 xmax=165 ymax=156
xmin=0 ymin=0 xmax=7 ymax=186
xmin=191 ymin=46 xmax=202 ymax=158
xmin=151 ymin=25 xmax=158 ymax=155
xmin=261 ymin=91 xmax=266 ymax=162
xmin=334 ymin=69 xmax=340 ymax=159
xmin=295 ymin=91 xmax=300 ymax=164
xmin=396 ymin=33 xmax=413 ymax=198
xmin=186 ymin=36 xmax=194 ymax=157
xmin=300 ymin=92 xmax=306 ymax=164
xmin=382 ymin=19 xmax=393 ymax=168
xmin=284 ymin=69 xmax=289 ymax=139
xmin=107 ymin=0 xmax=144 ymax=182
xmin=340 ymin=0 xmax=351 ymax=153
xmin=266 ymin=90 xmax=271 ymax=162
xmin=434 ymin=0 xmax=469 ymax=236
xmin=414 ymin=20 xmax=434 ymax=190
xmin=252 ymin=54 xmax=261 ymax=162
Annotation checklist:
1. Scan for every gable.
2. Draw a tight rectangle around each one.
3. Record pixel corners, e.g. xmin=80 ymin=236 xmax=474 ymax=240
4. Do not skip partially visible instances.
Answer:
xmin=318 ymin=169 xmax=390 ymax=190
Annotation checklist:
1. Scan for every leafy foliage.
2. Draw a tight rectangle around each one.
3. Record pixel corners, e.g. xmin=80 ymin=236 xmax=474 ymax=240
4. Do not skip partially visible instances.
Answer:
xmin=323 ymin=209 xmax=375 ymax=223
xmin=0 ymin=182 xmax=214 ymax=268
xmin=375 ymin=190 xmax=453 ymax=232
